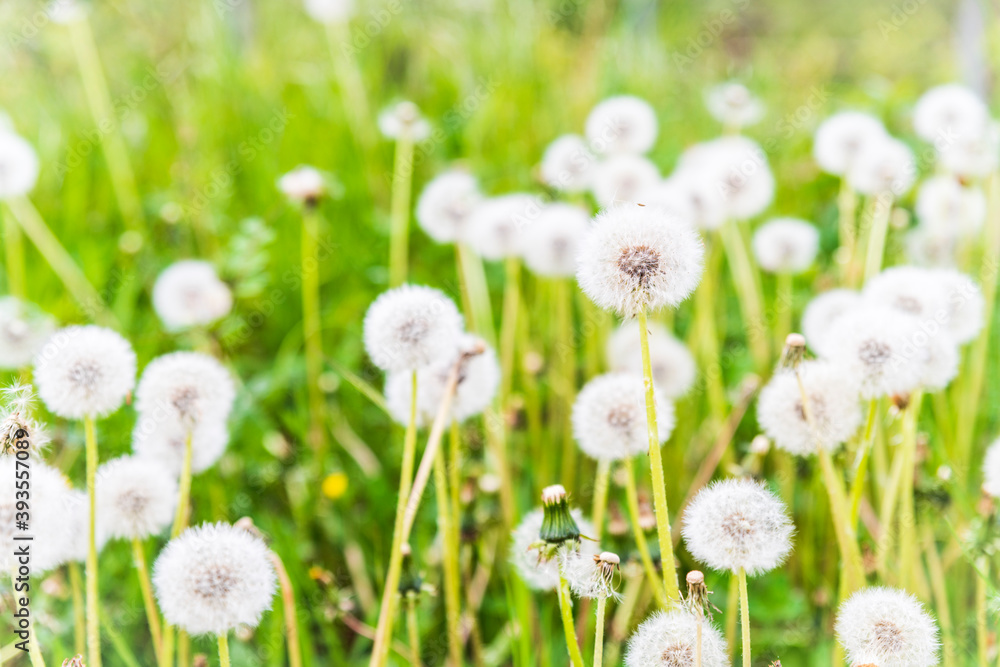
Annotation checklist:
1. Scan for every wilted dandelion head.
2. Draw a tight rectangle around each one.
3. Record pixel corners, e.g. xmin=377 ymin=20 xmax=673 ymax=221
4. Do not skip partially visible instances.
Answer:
xmin=915 ymin=175 xmax=986 ymax=236
xmin=801 ymin=289 xmax=862 ymax=357
xmin=465 ymin=193 xmax=543 ymax=261
xmin=34 ymin=325 xmax=136 ymax=419
xmin=982 ymin=438 xmax=1000 ymax=498
xmin=153 ymin=522 xmax=277 ymax=636
xmin=540 ymin=134 xmax=596 ymax=193
xmin=384 ymin=334 xmax=498 ymax=427
xmin=572 ymin=372 xmax=674 ymax=461
xmin=825 ymin=308 xmax=925 ymax=399
xmin=562 ymin=550 xmax=622 ymax=601
xmin=585 ymin=95 xmax=658 ymax=155
xmin=813 ymin=111 xmax=886 ymax=176
xmin=591 ymin=154 xmax=661 ymax=207
xmin=363 ymin=285 xmax=463 ymax=373
xmin=132 ymin=418 xmax=229 ymax=476
xmin=681 ymin=478 xmax=793 ymax=575
xmin=624 ymin=609 xmax=729 ymax=667
xmin=277 ymin=165 xmax=324 ymax=204
xmin=521 ymin=203 xmax=590 ymax=278
xmin=0 ymin=385 xmax=51 ymax=456
xmin=751 ymin=218 xmax=820 ymax=274
xmin=913 ymin=83 xmax=988 ymax=144
xmin=606 ymin=321 xmax=696 ymax=399
xmin=835 ymin=587 xmax=939 ymax=667
xmin=152 ymin=260 xmax=233 ymax=332
xmin=577 ymin=204 xmax=704 ymax=318
xmin=509 ymin=508 xmax=597 ymax=591
xmin=135 ymin=352 xmax=236 ymax=429
xmin=927 ymin=267 xmax=984 ymax=344
xmin=757 ymin=360 xmax=862 ymax=456
xmin=0 ymin=297 xmax=55 ymax=370
xmin=847 ymin=136 xmax=916 ymax=196
xmin=415 ymin=170 xmax=482 ymax=244
xmin=705 ymin=82 xmax=764 ymax=128
xmin=0 ymin=131 xmax=39 ymax=198
xmin=378 ymin=101 xmax=431 ymax=141
xmin=685 ymin=136 xmax=775 ymax=221
xmin=303 ymin=0 xmax=353 ymax=22
xmin=96 ymin=455 xmax=178 ymax=542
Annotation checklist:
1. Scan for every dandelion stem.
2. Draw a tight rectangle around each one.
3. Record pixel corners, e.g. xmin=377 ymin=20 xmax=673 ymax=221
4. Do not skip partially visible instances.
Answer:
xmin=554 ymin=278 xmax=577 ymax=491
xmin=977 ymin=558 xmax=989 ymax=667
xmin=301 ymin=204 xmax=326 ymax=454
xmin=922 ymin=523 xmax=955 ymax=667
xmin=3 ymin=210 xmax=25 ymax=297
xmin=622 ymin=457 xmax=667 ymax=609
xmin=591 ymin=459 xmax=611 ymax=542
xmin=218 ymin=632 xmax=231 ymax=667
xmin=433 ymin=444 xmax=463 ymax=667
xmin=861 ymin=193 xmax=893 ymax=283
xmin=593 ymin=596 xmax=607 ymax=667
xmin=69 ymin=561 xmax=86 ymax=657
xmin=775 ymin=271 xmax=793 ymax=352
xmin=499 ymin=258 xmax=521 ymax=402
xmin=171 ymin=430 xmax=194 ymax=538
xmin=11 ymin=570 xmax=46 ymax=667
xmin=637 ymin=309 xmax=681 ymax=605
xmin=737 ymin=567 xmax=750 ymax=667
xmin=405 ymin=597 xmax=422 ymax=667
xmin=898 ymin=391 xmax=923 ymax=592
xmin=455 ymin=243 xmax=496 ymax=344
xmin=388 ymin=133 xmax=415 ymax=287
xmin=719 ymin=222 xmax=770 ymax=373
xmin=448 ymin=421 xmax=462 ymax=553
xmin=837 ymin=179 xmax=858 ymax=282
xmin=692 ymin=239 xmax=727 ymax=421
xmin=83 ymin=415 xmax=102 ymax=667
xmin=557 ymin=562 xmax=585 ymax=667
xmin=324 ymin=22 xmax=376 ymax=154
xmin=270 ymin=550 xmax=303 ymax=667
xmin=131 ymin=538 xmax=163 ymax=667
xmin=848 ymin=399 xmax=879 ymax=527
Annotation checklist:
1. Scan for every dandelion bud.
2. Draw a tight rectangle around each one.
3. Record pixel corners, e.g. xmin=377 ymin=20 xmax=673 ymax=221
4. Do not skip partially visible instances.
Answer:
xmin=0 ymin=131 xmax=39 ymax=198
xmin=686 ymin=569 xmax=704 ymax=586
xmin=625 ymin=610 xmax=729 ymax=667
xmin=540 ymin=485 xmax=580 ymax=545
xmin=362 ymin=285 xmax=463 ymax=373
xmin=152 ymin=260 xmax=233 ymax=332
xmin=277 ymin=165 xmax=325 ymax=205
xmin=749 ymin=435 xmax=770 ymax=455
xmin=509 ymin=509 xmax=597 ymax=591
xmin=835 ymin=586 xmax=939 ymax=667
xmin=562 ymin=550 xmax=622 ymax=601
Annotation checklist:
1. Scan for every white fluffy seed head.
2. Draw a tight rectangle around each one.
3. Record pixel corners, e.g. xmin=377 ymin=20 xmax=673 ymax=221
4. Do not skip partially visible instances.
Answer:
xmin=384 ymin=335 xmax=499 ymax=427
xmin=915 ymin=175 xmax=986 ymax=236
xmin=681 ymin=478 xmax=794 ymax=575
xmin=540 ymin=134 xmax=597 ymax=193
xmin=362 ymin=285 xmax=463 ymax=373
xmin=153 ymin=522 xmax=277 ymax=636
xmin=132 ymin=418 xmax=229 ymax=476
xmin=576 ymin=204 xmax=705 ymax=318
xmin=913 ymin=83 xmax=988 ymax=144
xmin=683 ymin=136 xmax=775 ymax=221
xmin=0 ymin=131 xmax=39 ymax=198
xmin=757 ymin=361 xmax=862 ymax=456
xmin=835 ymin=586 xmax=940 ymax=667
xmin=585 ymin=96 xmax=658 ymax=155
xmin=667 ymin=168 xmax=729 ymax=231
xmin=47 ymin=0 xmax=87 ymax=24
xmin=982 ymin=438 xmax=1000 ymax=498
xmin=625 ymin=610 xmax=729 ymax=667
xmin=277 ymin=165 xmax=325 ymax=203
xmin=636 ymin=177 xmax=698 ymax=225
xmin=605 ymin=321 xmax=696 ymax=399
xmin=813 ymin=111 xmax=887 ymax=176
xmin=378 ymin=101 xmax=431 ymax=141
xmin=62 ymin=489 xmax=92 ymax=563
xmin=705 ymin=82 xmax=764 ymax=128
xmin=862 ymin=266 xmax=948 ymax=322
xmin=509 ymin=508 xmax=597 ymax=591
xmin=937 ymin=120 xmax=1000 ymax=178
xmin=521 ymin=203 xmax=590 ymax=277
xmin=905 ymin=225 xmax=960 ymax=268
xmin=561 ymin=549 xmax=621 ymax=601
xmin=927 ymin=267 xmax=984 ymax=343
xmin=847 ymin=136 xmax=916 ymax=196
xmin=34 ymin=326 xmax=136 ymax=419
xmin=0 ymin=297 xmax=55 ymax=370
xmin=591 ymin=154 xmax=661 ymax=207
xmin=572 ymin=372 xmax=675 ymax=462
xmin=465 ymin=194 xmax=543 ymax=261
xmin=0 ymin=458 xmax=73 ymax=573
xmin=96 ymin=455 xmax=178 ymax=542
xmin=135 ymin=352 xmax=236 ymax=429
xmin=415 ymin=170 xmax=482 ymax=244
xmin=751 ymin=218 xmax=820 ymax=274
xmin=303 ymin=0 xmax=353 ymax=23
xmin=152 ymin=260 xmax=233 ymax=332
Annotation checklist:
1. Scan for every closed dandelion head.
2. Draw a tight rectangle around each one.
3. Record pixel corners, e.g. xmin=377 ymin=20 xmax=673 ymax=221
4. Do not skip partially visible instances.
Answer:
xmin=606 ymin=321 xmax=696 ymax=399
xmin=135 ymin=352 xmax=236 ymax=429
xmin=813 ymin=111 xmax=887 ymax=176
xmin=847 ymin=137 xmax=916 ymax=196
xmin=981 ymin=438 xmax=1000 ymax=498
xmin=96 ymin=455 xmax=178 ymax=542
xmin=540 ymin=134 xmax=596 ymax=193
xmin=705 ymin=82 xmax=764 ymax=128
xmin=0 ymin=131 xmax=39 ymax=198
xmin=915 ymin=175 xmax=986 ymax=236
xmin=681 ymin=478 xmax=794 ymax=575
xmin=586 ymin=95 xmax=658 ymax=155
xmin=34 ymin=325 xmax=136 ymax=419
xmin=577 ymin=204 xmax=705 ymax=317
xmin=465 ymin=193 xmax=543 ymax=261
xmin=363 ymin=284 xmax=463 ymax=373
xmin=758 ymin=360 xmax=862 ymax=456
xmin=689 ymin=136 xmax=775 ymax=220
xmin=591 ymin=154 xmax=661 ymax=207
xmin=751 ymin=218 xmax=820 ymax=274
xmin=927 ymin=267 xmax=984 ymax=344
xmin=277 ymin=165 xmax=325 ymax=205
xmin=521 ymin=203 xmax=590 ymax=277
xmin=415 ymin=170 xmax=482 ymax=244
xmin=132 ymin=419 xmax=229 ymax=475
xmin=625 ymin=609 xmax=729 ymax=667
xmin=509 ymin=508 xmax=597 ymax=591
xmin=0 ymin=458 xmax=74 ymax=573
xmin=540 ymin=484 xmax=581 ymax=544
xmin=378 ymin=101 xmax=431 ymax=141
xmin=835 ymin=586 xmax=939 ymax=667
xmin=572 ymin=372 xmax=674 ymax=461
xmin=913 ymin=83 xmax=988 ymax=145
xmin=0 ymin=297 xmax=55 ymax=370
xmin=303 ymin=0 xmax=353 ymax=23
xmin=563 ymin=550 xmax=622 ymax=601
xmin=152 ymin=260 xmax=233 ymax=332
xmin=801 ymin=289 xmax=862 ymax=357
xmin=153 ymin=522 xmax=277 ymax=636
xmin=825 ymin=308 xmax=925 ymax=399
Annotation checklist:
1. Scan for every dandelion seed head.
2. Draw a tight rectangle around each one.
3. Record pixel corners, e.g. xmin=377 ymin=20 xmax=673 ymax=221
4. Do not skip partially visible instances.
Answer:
xmin=682 ymin=478 xmax=794 ymax=575
xmin=585 ymin=95 xmax=658 ymax=155
xmin=562 ymin=549 xmax=622 ymax=601
xmin=363 ymin=285 xmax=463 ymax=373
xmin=801 ymin=289 xmax=862 ymax=357
xmin=0 ymin=131 xmax=39 ymax=198
xmin=982 ymin=438 xmax=1000 ymax=498
xmin=509 ymin=508 xmax=597 ymax=591
xmin=863 ymin=266 xmax=948 ymax=321
xmin=540 ymin=134 xmax=596 ymax=193
xmin=913 ymin=83 xmax=988 ymax=144
xmin=0 ymin=385 xmax=50 ymax=455
xmin=667 ymin=168 xmax=729 ymax=230
xmin=277 ymin=165 xmax=325 ymax=204
xmin=606 ymin=321 xmax=696 ymax=399
xmin=153 ymin=522 xmax=277 ymax=636
xmin=96 ymin=455 xmax=178 ymax=542
xmin=303 ymin=0 xmax=353 ymax=22
xmin=915 ymin=175 xmax=986 ymax=236
xmin=625 ymin=609 xmax=729 ymax=667
xmin=751 ymin=218 xmax=820 ymax=274
xmin=152 ymin=260 xmax=233 ymax=332
xmin=415 ymin=170 xmax=482 ymax=244
xmin=132 ymin=418 xmax=229 ymax=475
xmin=465 ymin=194 xmax=543 ymax=261
xmin=577 ymin=204 xmax=704 ymax=318
xmin=825 ymin=308 xmax=925 ymax=399
xmin=378 ymin=101 xmax=431 ymax=141
xmin=135 ymin=352 xmax=236 ymax=429
xmin=636 ymin=177 xmax=698 ymax=225
xmin=684 ymin=136 xmax=775 ymax=221
xmin=926 ymin=268 xmax=985 ymax=343
xmin=0 ymin=297 xmax=55 ymax=371
xmin=572 ymin=372 xmax=674 ymax=461
xmin=904 ymin=225 xmax=960 ymax=268
xmin=847 ymin=136 xmax=916 ymax=196
xmin=591 ymin=154 xmax=661 ymax=207
xmin=836 ymin=587 xmax=939 ymax=667
xmin=916 ymin=328 xmax=959 ymax=391
xmin=34 ymin=326 xmax=136 ymax=419
xmin=47 ymin=0 xmax=87 ymax=24
xmin=937 ymin=120 xmax=1000 ymax=178
xmin=0 ymin=458 xmax=74 ymax=572
xmin=705 ymin=82 xmax=764 ymax=128
xmin=813 ymin=111 xmax=887 ymax=176
xmin=521 ymin=203 xmax=590 ymax=277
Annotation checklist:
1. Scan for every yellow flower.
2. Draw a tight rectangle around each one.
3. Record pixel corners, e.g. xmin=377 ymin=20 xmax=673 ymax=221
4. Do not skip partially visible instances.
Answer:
xmin=322 ymin=471 xmax=348 ymax=499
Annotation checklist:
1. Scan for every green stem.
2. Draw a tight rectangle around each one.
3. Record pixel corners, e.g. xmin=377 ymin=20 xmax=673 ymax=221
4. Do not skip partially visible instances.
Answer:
xmin=11 ymin=570 xmax=46 ymax=667
xmin=848 ymin=399 xmax=879 ymax=527
xmin=68 ymin=562 xmax=86 ymax=657
xmin=456 ymin=243 xmax=496 ymax=345
xmin=406 ymin=597 xmax=422 ymax=667
xmin=499 ymin=258 xmax=521 ymax=402
xmin=692 ymin=238 xmax=727 ymax=422
xmin=622 ymin=457 xmax=667 ymax=608
xmin=433 ymin=445 xmax=462 ymax=667
xmin=637 ymin=309 xmax=681 ymax=604
xmin=775 ymin=271 xmax=793 ymax=352
xmin=324 ymin=21 xmax=376 ymax=153
xmin=301 ymin=205 xmax=326 ymax=454
xmin=271 ymin=551 xmax=303 ymax=667
xmin=3 ymin=210 xmax=25 ymax=297
xmin=719 ymin=222 xmax=770 ymax=372
xmin=977 ymin=558 xmax=989 ymax=667
xmin=593 ymin=596 xmax=607 ymax=667
xmin=737 ymin=567 xmax=750 ymax=667
xmin=557 ymin=564 xmax=585 ymax=667
xmin=837 ymin=179 xmax=857 ymax=282
xmin=131 ymin=539 xmax=163 ymax=667
xmin=554 ymin=279 xmax=577 ymax=491
xmin=171 ymin=430 xmax=194 ymax=538
xmin=388 ymin=134 xmax=415 ymax=287
xmin=449 ymin=421 xmax=462 ymax=556
xmin=862 ymin=194 xmax=893 ymax=284
xmin=898 ymin=391 xmax=923 ymax=592
xmin=591 ymin=459 xmax=611 ymax=542
xmin=84 ymin=415 xmax=102 ymax=667
xmin=922 ymin=523 xmax=955 ymax=667
xmin=218 ymin=632 xmax=231 ymax=667
xmin=725 ymin=576 xmax=738 ymax=662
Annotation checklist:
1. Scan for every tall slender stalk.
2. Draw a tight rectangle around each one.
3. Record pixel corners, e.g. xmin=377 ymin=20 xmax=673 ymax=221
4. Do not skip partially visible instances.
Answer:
xmin=83 ymin=415 xmax=102 ymax=667
xmin=693 ymin=238 xmax=727 ymax=422
xmin=554 ymin=279 xmax=577 ymax=490
xmin=775 ymin=271 xmax=793 ymax=351
xmin=837 ymin=179 xmax=858 ymax=282
xmin=861 ymin=194 xmax=893 ymax=283
xmin=301 ymin=204 xmax=326 ymax=453
xmin=324 ymin=21 xmax=376 ymax=154
xmin=591 ymin=460 xmax=611 ymax=542
xmin=171 ymin=431 xmax=194 ymax=538
xmin=622 ymin=457 xmax=667 ymax=609
xmin=433 ymin=446 xmax=462 ymax=667
xmin=557 ymin=565 xmax=585 ymax=667
xmin=848 ymin=400 xmax=879 ymax=526
xmin=637 ymin=309 xmax=681 ymax=604
xmin=455 ymin=243 xmax=496 ymax=344
xmin=405 ymin=597 xmax=422 ymax=667
xmin=718 ymin=222 xmax=770 ymax=372
xmin=68 ymin=562 xmax=86 ymax=657
xmin=131 ymin=539 xmax=163 ymax=666
xmin=898 ymin=391 xmax=923 ymax=592
xmin=737 ymin=567 xmax=750 ymax=667
xmin=499 ymin=258 xmax=521 ymax=401
xmin=976 ymin=558 xmax=989 ymax=667
xmin=270 ymin=549 xmax=303 ymax=667
xmin=218 ymin=632 xmax=231 ymax=667
xmin=593 ymin=596 xmax=607 ymax=667
xmin=3 ymin=211 xmax=25 ymax=297
xmin=388 ymin=133 xmax=415 ymax=287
